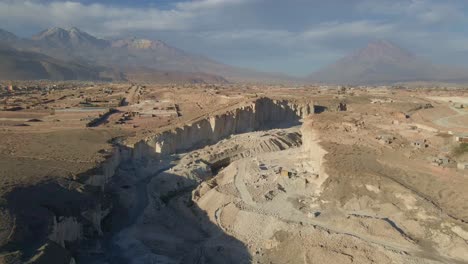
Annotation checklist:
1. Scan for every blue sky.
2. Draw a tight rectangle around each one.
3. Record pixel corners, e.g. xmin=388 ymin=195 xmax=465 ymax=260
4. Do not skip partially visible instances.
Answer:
xmin=1 ymin=0 xmax=468 ymax=76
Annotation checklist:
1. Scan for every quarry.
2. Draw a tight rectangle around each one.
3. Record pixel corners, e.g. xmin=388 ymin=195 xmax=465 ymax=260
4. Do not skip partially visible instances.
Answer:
xmin=3 ymin=2 xmax=468 ymax=262
xmin=0 ymin=83 xmax=468 ymax=264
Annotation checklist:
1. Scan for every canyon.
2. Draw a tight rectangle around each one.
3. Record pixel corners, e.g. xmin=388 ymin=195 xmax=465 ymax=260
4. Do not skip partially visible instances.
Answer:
xmin=2 ymin=97 xmax=313 ymax=263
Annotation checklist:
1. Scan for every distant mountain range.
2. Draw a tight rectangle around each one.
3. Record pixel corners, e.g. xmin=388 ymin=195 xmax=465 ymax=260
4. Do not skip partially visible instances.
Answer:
xmin=308 ymin=40 xmax=468 ymax=84
xmin=0 ymin=43 xmax=110 ymax=81
xmin=0 ymin=27 xmax=467 ymax=84
xmin=0 ymin=27 xmax=292 ymax=83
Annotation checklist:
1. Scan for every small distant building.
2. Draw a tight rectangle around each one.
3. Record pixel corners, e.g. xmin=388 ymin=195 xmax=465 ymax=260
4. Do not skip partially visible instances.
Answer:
xmin=431 ymin=156 xmax=451 ymax=167
xmin=455 ymin=135 xmax=468 ymax=144
xmin=412 ymin=139 xmax=428 ymax=149
xmin=457 ymin=162 xmax=468 ymax=170
xmin=376 ymin=134 xmax=395 ymax=145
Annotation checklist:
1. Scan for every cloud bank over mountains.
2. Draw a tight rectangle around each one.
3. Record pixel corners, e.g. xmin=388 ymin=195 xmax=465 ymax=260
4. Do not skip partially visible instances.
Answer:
xmin=1 ymin=0 xmax=467 ymax=75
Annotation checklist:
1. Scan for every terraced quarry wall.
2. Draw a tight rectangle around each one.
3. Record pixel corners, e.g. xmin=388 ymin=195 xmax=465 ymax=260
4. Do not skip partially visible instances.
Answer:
xmin=132 ymin=97 xmax=313 ymax=160
xmin=3 ymin=97 xmax=313 ymax=264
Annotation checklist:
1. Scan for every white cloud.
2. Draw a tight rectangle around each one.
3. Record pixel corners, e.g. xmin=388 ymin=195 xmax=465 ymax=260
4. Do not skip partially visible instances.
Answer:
xmin=302 ymin=21 xmax=394 ymax=40
xmin=175 ymin=0 xmax=250 ymax=11
xmin=358 ymin=0 xmax=465 ymax=24
xmin=199 ymin=20 xmax=395 ymax=47
xmin=0 ymin=0 xmax=251 ymax=35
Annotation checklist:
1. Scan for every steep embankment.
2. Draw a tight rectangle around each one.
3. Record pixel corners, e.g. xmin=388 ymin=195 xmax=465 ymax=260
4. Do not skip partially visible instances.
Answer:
xmin=301 ymin=118 xmax=329 ymax=193
xmin=133 ymin=97 xmax=313 ymax=160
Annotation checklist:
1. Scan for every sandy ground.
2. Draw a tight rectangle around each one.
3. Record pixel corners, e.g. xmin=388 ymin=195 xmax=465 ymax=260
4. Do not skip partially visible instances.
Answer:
xmin=427 ymin=96 xmax=468 ymax=104
xmin=1 ymin=85 xmax=468 ymax=264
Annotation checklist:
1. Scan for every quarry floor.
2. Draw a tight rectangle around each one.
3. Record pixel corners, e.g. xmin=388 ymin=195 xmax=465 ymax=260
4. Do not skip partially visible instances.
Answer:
xmin=88 ymin=125 xmax=467 ymax=264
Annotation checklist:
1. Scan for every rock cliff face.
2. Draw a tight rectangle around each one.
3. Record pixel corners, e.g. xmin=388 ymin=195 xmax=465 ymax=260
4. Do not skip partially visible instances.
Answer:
xmin=301 ymin=118 xmax=317 ymax=155
xmin=134 ymin=97 xmax=313 ymax=159
xmin=300 ymin=118 xmax=329 ymax=194
xmin=49 ymin=217 xmax=82 ymax=247
xmin=84 ymin=147 xmax=122 ymax=190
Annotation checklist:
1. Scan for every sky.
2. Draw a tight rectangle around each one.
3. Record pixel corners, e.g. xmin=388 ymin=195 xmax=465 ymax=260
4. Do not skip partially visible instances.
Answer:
xmin=0 ymin=0 xmax=468 ymax=76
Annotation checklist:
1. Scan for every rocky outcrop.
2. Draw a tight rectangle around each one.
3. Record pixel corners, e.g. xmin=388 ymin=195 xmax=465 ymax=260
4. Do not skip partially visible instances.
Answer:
xmin=300 ymin=118 xmax=329 ymax=193
xmin=84 ymin=147 xmax=122 ymax=190
xmin=49 ymin=217 xmax=82 ymax=247
xmin=206 ymin=129 xmax=302 ymax=165
xmin=135 ymin=97 xmax=313 ymax=159
xmin=81 ymin=204 xmax=111 ymax=237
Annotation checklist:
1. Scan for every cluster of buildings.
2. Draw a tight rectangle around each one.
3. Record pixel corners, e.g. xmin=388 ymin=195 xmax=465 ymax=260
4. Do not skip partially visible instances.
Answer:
xmin=1 ymin=81 xmax=94 ymax=94
xmin=375 ymin=130 xmax=467 ymax=171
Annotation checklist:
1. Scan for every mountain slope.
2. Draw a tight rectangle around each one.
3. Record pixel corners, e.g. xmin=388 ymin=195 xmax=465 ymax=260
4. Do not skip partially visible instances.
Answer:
xmin=27 ymin=27 xmax=296 ymax=83
xmin=32 ymin=27 xmax=108 ymax=49
xmin=0 ymin=44 xmax=106 ymax=81
xmin=0 ymin=29 xmax=19 ymax=43
xmin=308 ymin=40 xmax=468 ymax=84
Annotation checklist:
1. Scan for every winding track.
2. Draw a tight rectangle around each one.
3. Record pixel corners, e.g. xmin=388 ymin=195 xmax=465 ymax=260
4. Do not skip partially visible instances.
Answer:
xmin=230 ymin=158 xmax=457 ymax=264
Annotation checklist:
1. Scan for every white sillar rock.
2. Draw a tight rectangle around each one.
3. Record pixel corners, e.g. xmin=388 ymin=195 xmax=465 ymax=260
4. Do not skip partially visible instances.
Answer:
xmin=81 ymin=203 xmax=111 ymax=236
xmin=49 ymin=217 xmax=82 ymax=247
xmin=134 ymin=97 xmax=313 ymax=160
xmin=301 ymin=118 xmax=329 ymax=193
xmin=85 ymin=146 xmax=122 ymax=190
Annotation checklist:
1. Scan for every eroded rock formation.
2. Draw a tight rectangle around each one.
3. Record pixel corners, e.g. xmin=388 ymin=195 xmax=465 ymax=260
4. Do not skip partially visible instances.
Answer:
xmin=4 ymin=97 xmax=313 ymax=263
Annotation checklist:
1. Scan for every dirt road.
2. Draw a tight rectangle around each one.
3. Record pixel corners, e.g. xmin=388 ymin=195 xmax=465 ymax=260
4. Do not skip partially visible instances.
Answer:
xmin=230 ymin=157 xmax=456 ymax=263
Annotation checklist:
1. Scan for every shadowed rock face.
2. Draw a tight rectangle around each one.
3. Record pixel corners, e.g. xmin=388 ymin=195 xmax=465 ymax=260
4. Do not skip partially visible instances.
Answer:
xmin=0 ymin=181 xmax=97 ymax=263
xmin=308 ymin=40 xmax=468 ymax=84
